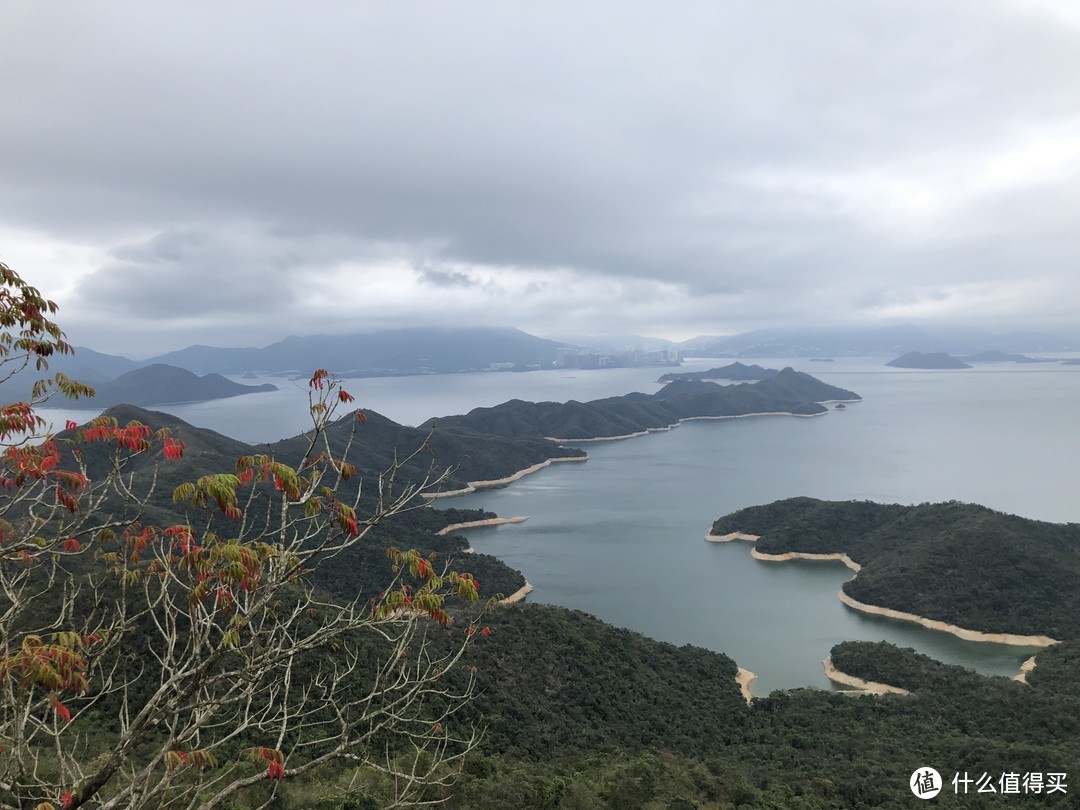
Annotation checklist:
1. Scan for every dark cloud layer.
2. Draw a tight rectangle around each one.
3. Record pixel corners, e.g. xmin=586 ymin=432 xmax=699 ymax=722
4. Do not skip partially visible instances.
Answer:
xmin=1 ymin=1 xmax=1078 ymax=352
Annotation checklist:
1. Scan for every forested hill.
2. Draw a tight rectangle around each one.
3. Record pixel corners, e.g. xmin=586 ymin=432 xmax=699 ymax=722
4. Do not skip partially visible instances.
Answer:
xmin=46 ymin=413 xmax=1080 ymax=806
xmin=711 ymin=497 xmax=1080 ymax=639
xmin=70 ymin=403 xmax=583 ymax=497
xmin=656 ymin=361 xmax=779 ymax=383
xmin=67 ymin=363 xmax=278 ymax=408
xmin=421 ymin=368 xmax=859 ymax=441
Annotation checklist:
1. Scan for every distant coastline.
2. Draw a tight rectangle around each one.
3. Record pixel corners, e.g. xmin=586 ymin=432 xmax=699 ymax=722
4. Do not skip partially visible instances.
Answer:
xmin=546 ymin=406 xmax=846 ymax=443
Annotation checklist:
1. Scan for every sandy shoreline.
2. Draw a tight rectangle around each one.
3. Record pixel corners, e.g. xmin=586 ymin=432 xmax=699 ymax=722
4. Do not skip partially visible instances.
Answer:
xmin=1014 ymin=655 xmax=1038 ymax=684
xmin=545 ymin=430 xmax=651 ymax=442
xmin=705 ymin=531 xmax=863 ymax=572
xmin=422 ymin=456 xmax=588 ymax=499
xmin=499 ymin=581 xmax=534 ymax=605
xmin=705 ymin=531 xmax=762 ymax=543
xmin=547 ymin=409 xmax=830 ymax=443
xmin=822 ymin=656 xmax=911 ymax=696
xmin=736 ymin=667 xmax=757 ymax=704
xmin=836 ymin=590 xmax=1058 ymax=647
xmin=436 ymin=516 xmax=529 ymax=536
xmin=707 ymin=528 xmax=1059 ymax=678
xmin=752 ymin=548 xmax=861 ymax=572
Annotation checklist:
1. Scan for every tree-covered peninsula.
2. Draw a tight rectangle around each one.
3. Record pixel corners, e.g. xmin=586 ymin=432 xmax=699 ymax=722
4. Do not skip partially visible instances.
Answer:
xmin=422 ymin=368 xmax=859 ymax=441
xmin=711 ymin=497 xmax=1080 ymax=640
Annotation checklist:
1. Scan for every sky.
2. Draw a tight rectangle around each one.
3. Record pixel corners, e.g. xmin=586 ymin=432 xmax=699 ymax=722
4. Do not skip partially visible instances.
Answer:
xmin=1 ymin=1 xmax=1079 ymax=355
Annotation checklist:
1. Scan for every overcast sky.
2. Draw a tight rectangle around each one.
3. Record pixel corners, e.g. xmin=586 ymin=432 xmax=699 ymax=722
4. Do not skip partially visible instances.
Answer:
xmin=2 ymin=1 xmax=1078 ymax=354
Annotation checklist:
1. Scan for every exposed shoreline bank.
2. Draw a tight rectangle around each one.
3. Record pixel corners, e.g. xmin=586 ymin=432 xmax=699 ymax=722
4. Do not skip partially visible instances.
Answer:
xmin=546 ymin=407 xmax=835 ymax=443
xmin=499 ymin=581 xmax=534 ymax=605
xmin=836 ymin=590 xmax=1058 ymax=647
xmin=822 ymin=656 xmax=910 ymax=696
xmin=1014 ymin=655 xmax=1038 ymax=684
xmin=736 ymin=667 xmax=757 ymax=704
xmin=436 ymin=516 xmax=529 ymax=536
xmin=422 ymin=456 xmax=588 ymax=499
xmin=706 ymin=530 xmax=862 ymax=572
xmin=706 ymin=529 xmax=1059 ymax=656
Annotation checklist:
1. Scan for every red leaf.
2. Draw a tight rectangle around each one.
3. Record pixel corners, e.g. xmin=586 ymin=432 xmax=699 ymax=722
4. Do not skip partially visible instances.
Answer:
xmin=162 ymin=437 xmax=185 ymax=460
xmin=49 ymin=694 xmax=72 ymax=724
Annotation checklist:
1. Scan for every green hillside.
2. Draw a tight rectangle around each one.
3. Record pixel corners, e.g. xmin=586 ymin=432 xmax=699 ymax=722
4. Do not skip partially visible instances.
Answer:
xmin=712 ymin=497 xmax=1080 ymax=639
xmin=423 ymin=369 xmax=859 ymax=441
xmin=22 ymin=410 xmax=1080 ymax=808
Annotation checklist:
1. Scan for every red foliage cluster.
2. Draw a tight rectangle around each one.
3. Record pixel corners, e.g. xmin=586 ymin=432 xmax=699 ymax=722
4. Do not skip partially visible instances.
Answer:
xmin=0 ymin=402 xmax=45 ymax=440
xmin=0 ymin=634 xmax=90 ymax=697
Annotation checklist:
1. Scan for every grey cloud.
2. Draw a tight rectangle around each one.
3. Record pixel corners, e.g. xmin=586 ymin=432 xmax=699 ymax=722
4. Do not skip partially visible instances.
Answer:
xmin=414 ymin=265 xmax=482 ymax=289
xmin=75 ymin=229 xmax=304 ymax=319
xmin=1 ymin=1 xmax=1079 ymax=348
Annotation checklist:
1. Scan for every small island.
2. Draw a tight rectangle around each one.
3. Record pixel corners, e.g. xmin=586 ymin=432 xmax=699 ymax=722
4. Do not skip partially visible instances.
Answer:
xmin=885 ymin=351 xmax=972 ymax=369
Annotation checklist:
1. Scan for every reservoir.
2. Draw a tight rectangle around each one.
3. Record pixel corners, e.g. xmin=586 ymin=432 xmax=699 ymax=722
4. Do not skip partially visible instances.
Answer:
xmin=427 ymin=359 xmax=1079 ymax=693
xmin=38 ymin=357 xmax=1080 ymax=693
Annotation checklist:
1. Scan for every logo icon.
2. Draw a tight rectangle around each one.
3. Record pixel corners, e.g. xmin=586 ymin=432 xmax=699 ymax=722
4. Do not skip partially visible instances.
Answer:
xmin=911 ymin=768 xmax=942 ymax=799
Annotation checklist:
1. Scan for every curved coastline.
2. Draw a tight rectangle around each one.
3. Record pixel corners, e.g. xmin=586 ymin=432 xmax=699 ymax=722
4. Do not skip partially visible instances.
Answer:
xmin=547 ymin=408 xmax=834 ymax=443
xmin=436 ymin=516 xmax=529 ymax=536
xmin=836 ymin=590 xmax=1058 ymax=648
xmin=499 ymin=581 xmax=534 ymax=605
xmin=705 ymin=531 xmax=862 ymax=572
xmin=422 ymin=456 xmax=588 ymax=499
xmin=822 ymin=656 xmax=910 ymax=696
xmin=706 ymin=529 xmax=1059 ymax=654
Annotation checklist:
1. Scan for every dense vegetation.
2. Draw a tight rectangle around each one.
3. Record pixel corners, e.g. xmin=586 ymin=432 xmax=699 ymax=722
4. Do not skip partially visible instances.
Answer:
xmin=70 ymin=403 xmax=584 ymax=504
xmin=444 ymin=635 xmax=1080 ymax=809
xmin=711 ymin=497 xmax=1080 ymax=639
xmin=422 ymin=369 xmax=859 ymax=441
xmin=656 ymin=362 xmax=779 ymax=383
xmin=31 ymin=406 xmax=1080 ymax=807
xmin=65 ymin=363 xmax=277 ymax=407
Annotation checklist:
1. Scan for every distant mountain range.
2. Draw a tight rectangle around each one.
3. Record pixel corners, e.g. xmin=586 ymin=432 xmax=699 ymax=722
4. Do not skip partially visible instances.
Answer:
xmin=147 ymin=327 xmax=564 ymax=375
xmin=678 ymin=324 xmax=1080 ymax=357
xmin=29 ymin=322 xmax=1079 ymax=411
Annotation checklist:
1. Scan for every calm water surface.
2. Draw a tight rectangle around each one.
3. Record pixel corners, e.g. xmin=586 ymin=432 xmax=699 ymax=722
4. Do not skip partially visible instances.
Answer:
xmin=38 ymin=357 xmax=1080 ymax=693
